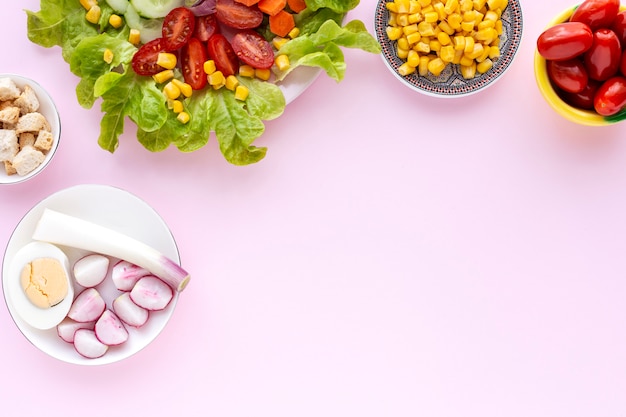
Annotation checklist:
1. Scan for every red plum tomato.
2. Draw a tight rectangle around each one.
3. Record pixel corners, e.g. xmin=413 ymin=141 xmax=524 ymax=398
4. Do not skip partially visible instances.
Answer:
xmin=570 ymin=0 xmax=620 ymax=31
xmin=215 ymin=0 xmax=264 ymax=30
xmin=132 ymin=38 xmax=167 ymax=76
xmin=620 ymin=49 xmax=626 ymax=76
xmin=559 ymin=78 xmax=601 ymax=109
xmin=584 ymin=28 xmax=621 ymax=81
xmin=231 ymin=30 xmax=275 ymax=70
xmin=181 ymin=37 xmax=208 ymax=90
xmin=207 ymin=34 xmax=240 ymax=76
xmin=594 ymin=76 xmax=626 ymax=115
xmin=537 ymin=22 xmax=594 ymax=61
xmin=162 ymin=7 xmax=196 ymax=51
xmin=547 ymin=59 xmax=589 ymax=92
xmin=611 ymin=11 xmax=626 ymax=46
xmin=195 ymin=14 xmax=220 ymax=42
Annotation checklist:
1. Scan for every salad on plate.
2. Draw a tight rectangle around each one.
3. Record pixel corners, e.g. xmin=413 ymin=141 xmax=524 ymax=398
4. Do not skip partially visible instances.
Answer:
xmin=26 ymin=0 xmax=381 ymax=165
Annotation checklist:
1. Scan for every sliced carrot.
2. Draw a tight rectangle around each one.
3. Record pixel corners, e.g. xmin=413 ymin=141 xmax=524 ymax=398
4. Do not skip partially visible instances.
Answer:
xmin=234 ymin=0 xmax=261 ymax=5
xmin=258 ymin=0 xmax=287 ymax=16
xmin=287 ymin=0 xmax=307 ymax=13
xmin=269 ymin=9 xmax=295 ymax=37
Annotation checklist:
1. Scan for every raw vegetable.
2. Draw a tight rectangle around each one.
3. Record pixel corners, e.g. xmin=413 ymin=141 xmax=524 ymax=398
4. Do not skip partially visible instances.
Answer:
xmin=94 ymin=310 xmax=129 ymax=345
xmin=32 ymin=208 xmax=190 ymax=292
xmin=68 ymin=288 xmax=107 ymax=322
xmin=130 ymin=276 xmax=174 ymax=310
xmin=113 ymin=292 xmax=150 ymax=327
xmin=57 ymin=317 xmax=96 ymax=343
xmin=26 ymin=0 xmax=381 ymax=165
xmin=112 ymin=260 xmax=152 ymax=291
xmin=73 ymin=254 xmax=110 ymax=288
xmin=73 ymin=328 xmax=109 ymax=358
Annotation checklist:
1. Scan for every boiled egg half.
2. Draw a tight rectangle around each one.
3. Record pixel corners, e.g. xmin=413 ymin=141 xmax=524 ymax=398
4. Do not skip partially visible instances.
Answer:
xmin=7 ymin=242 xmax=74 ymax=330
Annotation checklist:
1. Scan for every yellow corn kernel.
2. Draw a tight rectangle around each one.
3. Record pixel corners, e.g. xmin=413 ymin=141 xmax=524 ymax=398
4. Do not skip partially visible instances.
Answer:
xmin=234 ymin=85 xmax=249 ymax=101
xmin=398 ymin=62 xmax=416 ymax=76
xmin=439 ymin=45 xmax=455 ymax=62
xmin=414 ymin=41 xmax=430 ymax=53
xmin=475 ymin=27 xmax=497 ymax=44
xmin=460 ymin=20 xmax=475 ymax=32
xmin=418 ymin=0 xmax=432 ymax=7
xmin=463 ymin=36 xmax=475 ymax=53
xmin=85 ymin=5 xmax=101 ymax=24
xmin=495 ymin=19 xmax=503 ymax=35
xmin=386 ymin=1 xmax=399 ymax=12
xmin=171 ymin=79 xmax=193 ymax=98
xmin=288 ymin=27 xmax=300 ymax=39
xmin=163 ymin=81 xmax=181 ymax=100
xmin=487 ymin=0 xmax=502 ymax=9
xmin=408 ymin=12 xmax=423 ymax=24
xmin=239 ymin=65 xmax=255 ymax=77
xmin=460 ymin=0 xmax=473 ymax=11
xmin=452 ymin=48 xmax=464 ymax=63
xmin=438 ymin=20 xmax=455 ymax=36
xmin=488 ymin=45 xmax=500 ymax=59
xmin=453 ymin=35 xmax=466 ymax=51
xmin=427 ymin=57 xmax=446 ymax=76
xmin=424 ymin=11 xmax=438 ymax=23
xmin=157 ymin=52 xmax=177 ymax=70
xmin=476 ymin=45 xmax=491 ymax=62
xmin=460 ymin=61 xmax=476 ymax=78
xmin=465 ymin=42 xmax=484 ymax=59
xmin=406 ymin=49 xmax=420 ymax=67
xmin=433 ymin=2 xmax=446 ymax=20
xmin=447 ymin=13 xmax=462 ymax=29
xmin=409 ymin=0 xmax=421 ymax=13
xmin=437 ymin=32 xmax=451 ymax=46
xmin=397 ymin=13 xmax=410 ymax=26
xmin=224 ymin=75 xmax=239 ymax=91
xmin=397 ymin=36 xmax=410 ymax=50
xmin=386 ymin=26 xmax=404 ymax=40
xmin=272 ymin=36 xmax=289 ymax=50
xmin=406 ymin=32 xmax=421 ymax=45
xmin=444 ymin=0 xmax=459 ymax=14
xmin=80 ymin=0 xmax=97 ymax=11
xmin=170 ymin=99 xmax=184 ymax=113
xmin=397 ymin=46 xmax=409 ymax=59
xmin=429 ymin=39 xmax=442 ymax=52
xmin=422 ymin=4 xmax=434 ymax=13
xmin=109 ymin=14 xmax=123 ymax=29
xmin=204 ymin=60 xmax=216 ymax=75
xmin=275 ymin=54 xmax=290 ymax=71
xmin=396 ymin=0 xmax=411 ymax=13
xmin=476 ymin=57 xmax=493 ymax=73
xmin=103 ymin=48 xmax=114 ymax=64
xmin=129 ymin=29 xmax=141 ymax=45
xmin=418 ymin=55 xmax=430 ymax=76
xmin=477 ymin=19 xmax=495 ymax=30
xmin=177 ymin=111 xmax=190 ymax=124
xmin=388 ymin=12 xmax=398 ymax=26
xmin=403 ymin=23 xmax=419 ymax=36
xmin=417 ymin=21 xmax=435 ymax=36
xmin=152 ymin=70 xmax=174 ymax=84
xmin=208 ymin=70 xmax=225 ymax=87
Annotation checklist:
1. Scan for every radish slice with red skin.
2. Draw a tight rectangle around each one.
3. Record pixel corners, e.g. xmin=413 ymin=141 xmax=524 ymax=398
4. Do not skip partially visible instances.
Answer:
xmin=113 ymin=292 xmax=149 ymax=327
xmin=95 ymin=310 xmax=129 ymax=346
xmin=111 ymin=260 xmax=151 ymax=291
xmin=68 ymin=288 xmax=106 ymax=323
xmin=130 ymin=276 xmax=173 ymax=311
xmin=57 ymin=317 xmax=95 ymax=343
xmin=73 ymin=328 xmax=109 ymax=359
xmin=73 ymin=254 xmax=110 ymax=288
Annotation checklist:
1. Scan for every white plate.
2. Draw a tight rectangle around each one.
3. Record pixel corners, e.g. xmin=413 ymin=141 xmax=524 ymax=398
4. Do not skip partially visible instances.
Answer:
xmin=2 ymin=184 xmax=181 ymax=365
xmin=280 ymin=65 xmax=322 ymax=105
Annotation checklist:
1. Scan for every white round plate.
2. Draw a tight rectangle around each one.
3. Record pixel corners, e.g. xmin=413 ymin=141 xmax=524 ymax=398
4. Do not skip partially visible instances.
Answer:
xmin=280 ymin=65 xmax=322 ymax=105
xmin=2 ymin=184 xmax=181 ymax=365
xmin=374 ymin=0 xmax=523 ymax=98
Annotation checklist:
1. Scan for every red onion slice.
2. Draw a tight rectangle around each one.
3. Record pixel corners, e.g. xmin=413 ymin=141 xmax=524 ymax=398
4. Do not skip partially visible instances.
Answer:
xmin=189 ymin=0 xmax=217 ymax=16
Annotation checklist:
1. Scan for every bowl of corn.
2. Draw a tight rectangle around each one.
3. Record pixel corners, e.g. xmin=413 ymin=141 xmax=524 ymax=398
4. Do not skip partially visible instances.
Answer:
xmin=374 ymin=0 xmax=523 ymax=97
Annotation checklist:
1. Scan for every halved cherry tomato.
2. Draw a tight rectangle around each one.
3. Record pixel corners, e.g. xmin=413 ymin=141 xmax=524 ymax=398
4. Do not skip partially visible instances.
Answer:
xmin=195 ymin=14 xmax=220 ymax=43
xmin=132 ymin=38 xmax=167 ymax=76
xmin=162 ymin=7 xmax=196 ymax=51
xmin=594 ymin=75 xmax=626 ymax=115
xmin=620 ymin=49 xmax=626 ymax=76
xmin=570 ymin=0 xmax=620 ymax=31
xmin=207 ymin=34 xmax=240 ymax=76
xmin=537 ymin=22 xmax=594 ymax=61
xmin=584 ymin=28 xmax=621 ymax=81
xmin=215 ymin=0 xmax=264 ymax=29
xmin=559 ymin=79 xmax=600 ymax=109
xmin=611 ymin=11 xmax=626 ymax=47
xmin=231 ymin=30 xmax=275 ymax=69
xmin=182 ymin=37 xmax=208 ymax=90
xmin=547 ymin=58 xmax=589 ymax=93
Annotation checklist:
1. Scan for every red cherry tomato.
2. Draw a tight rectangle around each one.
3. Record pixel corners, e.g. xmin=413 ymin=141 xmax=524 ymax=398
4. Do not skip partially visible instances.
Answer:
xmin=231 ymin=30 xmax=275 ymax=70
xmin=570 ymin=0 xmax=620 ymax=31
xmin=584 ymin=28 xmax=621 ymax=80
xmin=594 ymin=75 xmax=626 ymax=115
xmin=195 ymin=14 xmax=220 ymax=42
xmin=207 ymin=34 xmax=240 ymax=77
xmin=215 ymin=0 xmax=264 ymax=29
xmin=132 ymin=38 xmax=167 ymax=76
xmin=537 ymin=22 xmax=594 ymax=61
xmin=181 ymin=37 xmax=208 ymax=90
xmin=620 ymin=48 xmax=626 ymax=75
xmin=559 ymin=78 xmax=601 ymax=109
xmin=611 ymin=11 xmax=626 ymax=47
xmin=547 ymin=58 xmax=589 ymax=92
xmin=162 ymin=7 xmax=196 ymax=51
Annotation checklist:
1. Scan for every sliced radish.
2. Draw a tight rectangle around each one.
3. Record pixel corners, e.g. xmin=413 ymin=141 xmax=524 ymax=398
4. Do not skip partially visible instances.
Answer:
xmin=130 ymin=276 xmax=173 ymax=311
xmin=111 ymin=260 xmax=151 ymax=291
xmin=73 ymin=329 xmax=109 ymax=359
xmin=73 ymin=254 xmax=110 ymax=288
xmin=68 ymin=288 xmax=106 ymax=323
xmin=113 ymin=292 xmax=149 ymax=327
xmin=56 ymin=317 xmax=95 ymax=343
xmin=94 ymin=310 xmax=129 ymax=346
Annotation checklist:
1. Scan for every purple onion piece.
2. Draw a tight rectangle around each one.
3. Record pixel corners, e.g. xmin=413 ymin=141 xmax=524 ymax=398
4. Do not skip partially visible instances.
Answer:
xmin=189 ymin=0 xmax=217 ymax=16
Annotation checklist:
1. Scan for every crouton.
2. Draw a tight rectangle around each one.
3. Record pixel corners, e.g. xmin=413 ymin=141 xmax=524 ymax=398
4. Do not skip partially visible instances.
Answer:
xmin=13 ymin=85 xmax=40 ymax=115
xmin=34 ymin=130 xmax=53 ymax=152
xmin=0 ymin=106 xmax=20 ymax=125
xmin=12 ymin=145 xmax=45 ymax=176
xmin=0 ymin=78 xmax=21 ymax=101
xmin=4 ymin=160 xmax=16 ymax=175
xmin=0 ymin=129 xmax=18 ymax=161
xmin=19 ymin=132 xmax=36 ymax=149
xmin=15 ymin=112 xmax=49 ymax=134
xmin=0 ymin=100 xmax=14 ymax=111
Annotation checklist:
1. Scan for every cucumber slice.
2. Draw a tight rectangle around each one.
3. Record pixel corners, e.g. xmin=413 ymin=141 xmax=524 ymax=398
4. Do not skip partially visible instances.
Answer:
xmin=124 ymin=4 xmax=164 ymax=44
xmin=129 ymin=0 xmax=185 ymax=18
xmin=104 ymin=0 xmax=130 ymax=13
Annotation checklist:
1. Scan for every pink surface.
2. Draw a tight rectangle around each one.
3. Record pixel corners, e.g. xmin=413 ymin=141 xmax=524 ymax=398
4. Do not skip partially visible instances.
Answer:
xmin=2 ymin=1 xmax=626 ymax=415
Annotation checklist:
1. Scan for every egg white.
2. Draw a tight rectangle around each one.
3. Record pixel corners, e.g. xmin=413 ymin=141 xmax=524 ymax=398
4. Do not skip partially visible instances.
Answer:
xmin=7 ymin=242 xmax=74 ymax=330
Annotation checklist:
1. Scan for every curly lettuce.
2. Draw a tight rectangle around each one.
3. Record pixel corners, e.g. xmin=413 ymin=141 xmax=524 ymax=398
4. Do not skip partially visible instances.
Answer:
xmin=26 ymin=0 xmax=381 ymax=165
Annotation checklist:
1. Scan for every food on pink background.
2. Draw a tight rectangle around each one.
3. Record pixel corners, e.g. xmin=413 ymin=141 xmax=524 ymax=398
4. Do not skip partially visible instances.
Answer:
xmin=57 ymin=318 xmax=95 ymax=343
xmin=73 ymin=328 xmax=109 ymax=359
xmin=68 ymin=288 xmax=107 ymax=323
xmin=130 ymin=276 xmax=174 ymax=311
xmin=20 ymin=257 xmax=68 ymax=309
xmin=111 ymin=260 xmax=151 ymax=291
xmin=113 ymin=292 xmax=149 ymax=327
xmin=73 ymin=254 xmax=110 ymax=288
xmin=94 ymin=310 xmax=129 ymax=346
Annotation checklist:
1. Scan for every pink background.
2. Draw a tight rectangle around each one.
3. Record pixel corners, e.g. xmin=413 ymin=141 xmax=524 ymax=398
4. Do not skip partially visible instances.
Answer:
xmin=2 ymin=0 xmax=626 ymax=415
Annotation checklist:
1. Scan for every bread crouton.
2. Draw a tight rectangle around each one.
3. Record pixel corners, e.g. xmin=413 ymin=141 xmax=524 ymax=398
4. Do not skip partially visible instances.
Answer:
xmin=4 ymin=160 xmax=16 ymax=175
xmin=0 ymin=129 xmax=18 ymax=161
xmin=0 ymin=100 xmax=15 ymax=111
xmin=19 ymin=132 xmax=36 ymax=149
xmin=12 ymin=145 xmax=45 ymax=176
xmin=0 ymin=106 xmax=20 ymax=125
xmin=13 ymin=85 xmax=40 ymax=115
xmin=15 ymin=112 xmax=50 ymax=134
xmin=0 ymin=78 xmax=21 ymax=101
xmin=34 ymin=130 xmax=53 ymax=152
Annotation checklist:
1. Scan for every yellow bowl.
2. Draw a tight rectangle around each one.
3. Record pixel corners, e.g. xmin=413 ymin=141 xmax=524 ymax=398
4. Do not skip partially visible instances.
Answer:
xmin=534 ymin=5 xmax=626 ymax=126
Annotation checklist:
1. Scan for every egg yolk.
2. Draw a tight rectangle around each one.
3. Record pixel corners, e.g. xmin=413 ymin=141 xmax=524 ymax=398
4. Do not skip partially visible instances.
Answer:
xmin=20 ymin=257 xmax=69 ymax=309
